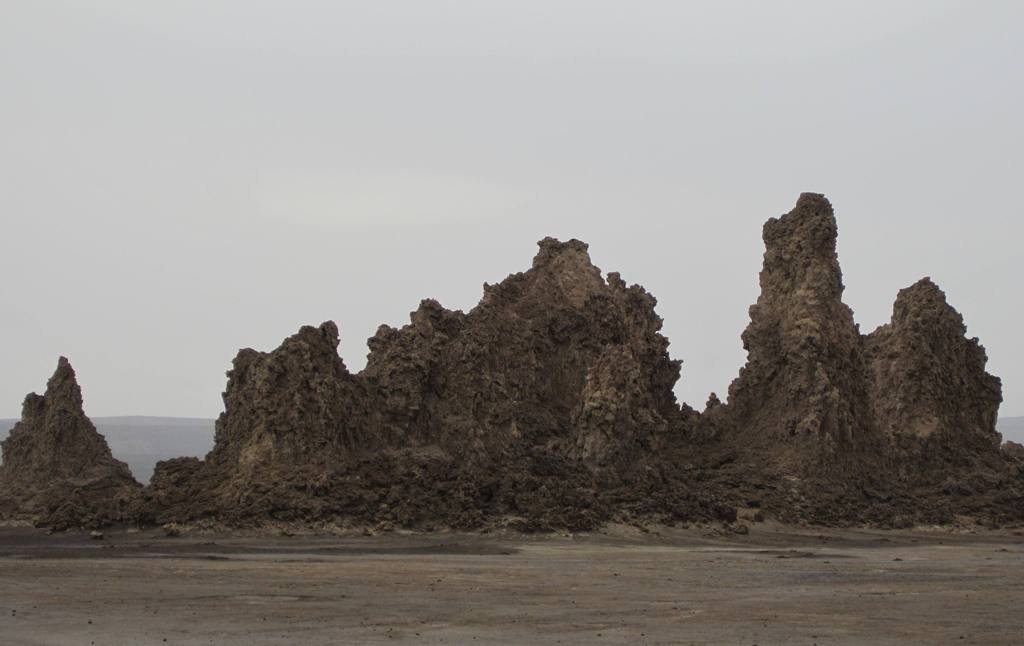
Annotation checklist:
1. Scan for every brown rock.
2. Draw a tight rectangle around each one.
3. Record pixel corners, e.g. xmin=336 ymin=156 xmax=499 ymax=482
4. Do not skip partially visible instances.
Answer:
xmin=722 ymin=193 xmax=884 ymax=476
xmin=362 ymin=299 xmax=466 ymax=446
xmin=132 ymin=323 xmax=373 ymax=525
xmin=139 ymin=237 xmax=725 ymax=529
xmin=27 ymin=193 xmax=1016 ymax=531
xmin=0 ymin=358 xmax=139 ymax=528
xmin=1002 ymin=441 xmax=1024 ymax=464
xmin=709 ymin=194 xmax=1022 ymax=525
xmin=207 ymin=321 xmax=366 ymax=475
xmin=865 ymin=278 xmax=1004 ymax=472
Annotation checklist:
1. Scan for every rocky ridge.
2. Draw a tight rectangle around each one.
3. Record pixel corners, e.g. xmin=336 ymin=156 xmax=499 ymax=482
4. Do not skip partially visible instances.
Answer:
xmin=130 ymin=237 xmax=727 ymax=530
xmin=3 ymin=194 xmax=1021 ymax=530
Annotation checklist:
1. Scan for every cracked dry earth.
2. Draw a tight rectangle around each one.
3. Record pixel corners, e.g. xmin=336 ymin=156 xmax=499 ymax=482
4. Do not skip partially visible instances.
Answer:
xmin=0 ymin=525 xmax=1022 ymax=645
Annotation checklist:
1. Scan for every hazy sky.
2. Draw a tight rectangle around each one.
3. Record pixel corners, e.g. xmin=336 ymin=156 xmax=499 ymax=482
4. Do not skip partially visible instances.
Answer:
xmin=2 ymin=1 xmax=1021 ymax=419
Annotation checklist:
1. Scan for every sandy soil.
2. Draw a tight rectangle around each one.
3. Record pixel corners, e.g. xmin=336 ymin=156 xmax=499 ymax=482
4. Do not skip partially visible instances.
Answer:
xmin=0 ymin=523 xmax=1022 ymax=645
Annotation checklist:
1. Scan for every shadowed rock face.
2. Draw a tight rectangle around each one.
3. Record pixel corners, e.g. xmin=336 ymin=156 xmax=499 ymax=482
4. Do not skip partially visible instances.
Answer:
xmin=9 ymin=194 xmax=1020 ymax=530
xmin=362 ymin=298 xmax=467 ymax=447
xmin=723 ymin=194 xmax=884 ymax=475
xmin=207 ymin=321 xmax=366 ymax=476
xmin=704 ymin=194 xmax=1019 ymax=525
xmin=865 ymin=278 xmax=1004 ymax=471
xmin=134 ymin=237 xmax=727 ymax=529
xmin=210 ymin=237 xmax=684 ymax=475
xmin=0 ymin=358 xmax=139 ymax=528
xmin=364 ymin=238 xmax=685 ymax=470
xmin=136 ymin=202 xmax=1021 ymax=529
xmin=137 ymin=323 xmax=375 ymax=524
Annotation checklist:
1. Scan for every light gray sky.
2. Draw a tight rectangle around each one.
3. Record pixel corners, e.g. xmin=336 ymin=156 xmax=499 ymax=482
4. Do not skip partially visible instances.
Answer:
xmin=1 ymin=1 xmax=1021 ymax=419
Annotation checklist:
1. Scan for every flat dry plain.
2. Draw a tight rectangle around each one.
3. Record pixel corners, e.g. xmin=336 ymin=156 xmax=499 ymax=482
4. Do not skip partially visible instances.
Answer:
xmin=0 ymin=523 xmax=1022 ymax=645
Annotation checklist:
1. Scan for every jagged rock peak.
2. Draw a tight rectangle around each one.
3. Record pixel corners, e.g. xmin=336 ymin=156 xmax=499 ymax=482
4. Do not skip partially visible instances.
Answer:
xmin=704 ymin=393 xmax=722 ymax=411
xmin=732 ymin=192 xmax=860 ymax=388
xmin=501 ymin=237 xmax=607 ymax=309
xmin=44 ymin=355 xmax=82 ymax=403
xmin=0 ymin=357 xmax=138 ymax=527
xmin=209 ymin=319 xmax=362 ymax=472
xmin=231 ymin=321 xmax=346 ymax=377
xmin=532 ymin=237 xmax=593 ymax=268
xmin=759 ymin=192 xmax=844 ymax=302
xmin=866 ymin=277 xmax=1002 ymax=456
xmin=234 ymin=320 xmax=350 ymax=382
xmin=366 ymin=300 xmax=465 ymax=359
xmin=12 ymin=356 xmax=85 ymax=438
xmin=888 ymin=277 xmax=966 ymax=332
xmin=290 ymin=320 xmax=343 ymax=355
xmin=3 ymin=357 xmax=127 ymax=479
xmin=724 ymin=193 xmax=878 ymax=472
xmin=739 ymin=192 xmax=859 ymax=365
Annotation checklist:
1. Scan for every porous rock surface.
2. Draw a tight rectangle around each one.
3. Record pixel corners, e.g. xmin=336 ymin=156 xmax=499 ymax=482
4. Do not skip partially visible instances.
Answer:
xmin=864 ymin=278 xmax=1022 ymax=524
xmin=705 ymin=194 xmax=1021 ymax=525
xmin=364 ymin=238 xmax=685 ymax=469
xmin=865 ymin=278 xmax=1003 ymax=467
xmin=721 ymin=193 xmax=886 ymax=475
xmin=134 ymin=238 xmax=730 ymax=530
xmin=137 ymin=197 xmax=1023 ymax=529
xmin=0 ymin=358 xmax=139 ymax=529
xmin=6 ymin=194 xmax=1022 ymax=531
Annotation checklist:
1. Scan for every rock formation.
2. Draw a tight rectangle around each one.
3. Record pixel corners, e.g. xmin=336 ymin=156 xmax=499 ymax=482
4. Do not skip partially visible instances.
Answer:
xmin=364 ymin=238 xmax=686 ymax=469
xmin=206 ymin=321 xmax=367 ymax=475
xmin=709 ymin=194 xmax=1018 ymax=525
xmin=865 ymin=278 xmax=1004 ymax=472
xmin=6 ymin=193 xmax=1021 ymax=531
xmin=130 ymin=200 xmax=1024 ymax=530
xmin=134 ymin=322 xmax=369 ymax=525
xmin=862 ymin=279 xmax=1024 ymax=524
xmin=0 ymin=357 xmax=139 ymax=528
xmin=720 ymin=193 xmax=886 ymax=477
xmin=136 ymin=237 xmax=731 ymax=530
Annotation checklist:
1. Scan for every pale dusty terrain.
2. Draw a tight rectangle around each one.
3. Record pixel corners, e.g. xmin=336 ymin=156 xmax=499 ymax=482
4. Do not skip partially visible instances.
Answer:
xmin=0 ymin=524 xmax=1022 ymax=645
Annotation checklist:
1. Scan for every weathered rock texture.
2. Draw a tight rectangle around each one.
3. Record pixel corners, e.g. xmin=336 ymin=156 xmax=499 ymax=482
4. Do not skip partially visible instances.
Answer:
xmin=134 ymin=238 xmax=729 ymax=530
xmin=706 ymin=194 xmax=1021 ymax=525
xmin=721 ymin=193 xmax=886 ymax=476
xmin=6 ymin=193 xmax=1021 ymax=531
xmin=206 ymin=321 xmax=367 ymax=475
xmin=865 ymin=278 xmax=1003 ymax=468
xmin=363 ymin=238 xmax=685 ymax=469
xmin=134 ymin=198 xmax=1024 ymax=530
xmin=863 ymin=279 xmax=1023 ymax=524
xmin=0 ymin=358 xmax=139 ymax=528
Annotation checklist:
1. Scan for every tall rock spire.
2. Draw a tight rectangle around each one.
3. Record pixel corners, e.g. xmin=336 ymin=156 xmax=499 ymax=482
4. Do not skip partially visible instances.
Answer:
xmin=0 ymin=357 xmax=139 ymax=528
xmin=724 ymin=193 xmax=880 ymax=473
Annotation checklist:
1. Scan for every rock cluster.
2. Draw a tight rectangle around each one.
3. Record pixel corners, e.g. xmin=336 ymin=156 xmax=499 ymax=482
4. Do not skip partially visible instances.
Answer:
xmin=3 ymin=194 xmax=1021 ymax=530
xmin=132 ymin=237 xmax=726 ymax=530
xmin=0 ymin=358 xmax=139 ymax=528
xmin=709 ymin=194 xmax=1018 ymax=524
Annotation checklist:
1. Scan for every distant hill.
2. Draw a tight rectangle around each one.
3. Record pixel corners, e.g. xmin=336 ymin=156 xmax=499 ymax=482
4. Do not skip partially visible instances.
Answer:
xmin=1000 ymin=416 xmax=1024 ymax=445
xmin=0 ymin=416 xmax=214 ymax=484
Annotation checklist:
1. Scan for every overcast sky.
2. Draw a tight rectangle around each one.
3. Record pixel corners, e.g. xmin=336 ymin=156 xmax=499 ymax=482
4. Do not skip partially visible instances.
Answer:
xmin=1 ymin=1 xmax=1021 ymax=420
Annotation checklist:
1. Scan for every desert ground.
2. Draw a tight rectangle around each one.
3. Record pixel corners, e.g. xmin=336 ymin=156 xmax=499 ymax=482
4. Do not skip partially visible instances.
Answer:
xmin=0 ymin=523 xmax=1022 ymax=645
